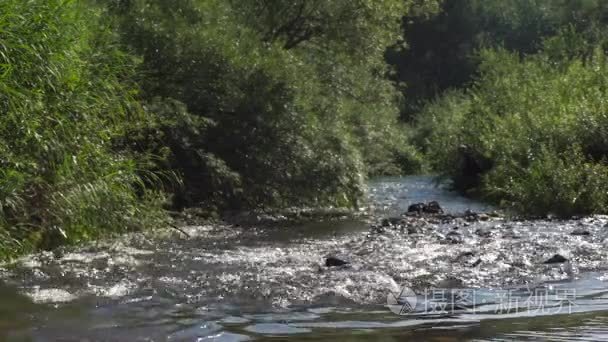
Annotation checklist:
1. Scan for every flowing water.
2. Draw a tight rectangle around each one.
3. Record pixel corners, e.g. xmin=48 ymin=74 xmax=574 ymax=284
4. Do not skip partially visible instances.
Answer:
xmin=2 ymin=176 xmax=608 ymax=341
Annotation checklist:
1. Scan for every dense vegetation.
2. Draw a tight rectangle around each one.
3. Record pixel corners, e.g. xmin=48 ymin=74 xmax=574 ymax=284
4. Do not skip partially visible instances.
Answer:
xmin=107 ymin=0 xmax=423 ymax=212
xmin=404 ymin=0 xmax=608 ymax=216
xmin=0 ymin=0 xmax=423 ymax=259
xmin=0 ymin=0 xmax=166 ymax=259
xmin=388 ymin=0 xmax=608 ymax=120
xmin=3 ymin=0 xmax=608 ymax=258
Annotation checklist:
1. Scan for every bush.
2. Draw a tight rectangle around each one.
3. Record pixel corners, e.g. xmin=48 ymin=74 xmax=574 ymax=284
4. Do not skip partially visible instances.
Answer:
xmin=388 ymin=0 xmax=608 ymax=120
xmin=111 ymin=0 xmax=415 ymax=211
xmin=484 ymin=146 xmax=608 ymax=216
xmin=0 ymin=0 xmax=165 ymax=259
xmin=420 ymin=32 xmax=608 ymax=216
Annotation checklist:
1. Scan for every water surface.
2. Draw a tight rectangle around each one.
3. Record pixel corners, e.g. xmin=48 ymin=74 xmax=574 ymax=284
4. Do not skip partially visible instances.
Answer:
xmin=2 ymin=176 xmax=608 ymax=341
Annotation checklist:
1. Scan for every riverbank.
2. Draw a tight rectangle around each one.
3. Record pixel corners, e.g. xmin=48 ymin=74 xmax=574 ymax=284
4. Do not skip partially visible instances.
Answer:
xmin=0 ymin=0 xmax=421 ymax=263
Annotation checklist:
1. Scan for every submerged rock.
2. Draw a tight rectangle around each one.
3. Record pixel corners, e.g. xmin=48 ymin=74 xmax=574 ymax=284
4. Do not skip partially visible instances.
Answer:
xmin=370 ymin=225 xmax=385 ymax=234
xmin=407 ymin=201 xmax=443 ymax=215
xmin=457 ymin=251 xmax=475 ymax=258
xmin=381 ymin=217 xmax=404 ymax=227
xmin=407 ymin=203 xmax=426 ymax=214
xmin=435 ymin=276 xmax=464 ymax=289
xmin=468 ymin=258 xmax=482 ymax=267
xmin=475 ymin=227 xmax=492 ymax=237
xmin=424 ymin=201 xmax=443 ymax=214
xmin=544 ymin=254 xmax=568 ymax=264
xmin=460 ymin=211 xmax=491 ymax=222
xmin=464 ymin=210 xmax=479 ymax=222
xmin=325 ymin=256 xmax=350 ymax=267
xmin=445 ymin=231 xmax=463 ymax=244
xmin=570 ymin=228 xmax=591 ymax=236
xmin=407 ymin=225 xmax=422 ymax=235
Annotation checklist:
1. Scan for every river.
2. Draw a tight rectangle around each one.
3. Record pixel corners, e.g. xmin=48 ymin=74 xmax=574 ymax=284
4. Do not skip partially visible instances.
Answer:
xmin=2 ymin=176 xmax=608 ymax=341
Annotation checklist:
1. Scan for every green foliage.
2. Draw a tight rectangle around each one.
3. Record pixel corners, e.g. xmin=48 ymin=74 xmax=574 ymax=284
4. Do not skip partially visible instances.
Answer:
xmin=420 ymin=34 xmax=608 ymax=216
xmin=388 ymin=0 xmax=608 ymax=120
xmin=110 ymin=0 xmax=417 ymax=211
xmin=414 ymin=90 xmax=474 ymax=186
xmin=231 ymin=0 xmax=406 ymax=52
xmin=485 ymin=146 xmax=608 ymax=216
xmin=0 ymin=0 xmax=165 ymax=259
xmin=0 ymin=0 xmax=425 ymax=258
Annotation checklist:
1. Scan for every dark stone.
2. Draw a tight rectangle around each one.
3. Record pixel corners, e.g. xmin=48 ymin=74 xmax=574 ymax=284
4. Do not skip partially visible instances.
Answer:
xmin=440 ymin=214 xmax=455 ymax=223
xmin=52 ymin=248 xmax=64 ymax=259
xmin=386 ymin=217 xmax=404 ymax=226
xmin=570 ymin=229 xmax=591 ymax=236
xmin=407 ymin=226 xmax=422 ymax=234
xmin=502 ymin=231 xmax=522 ymax=239
xmin=435 ymin=276 xmax=463 ymax=289
xmin=459 ymin=251 xmax=475 ymax=258
xmin=543 ymin=254 xmax=568 ymax=264
xmin=325 ymin=256 xmax=350 ymax=267
xmin=489 ymin=210 xmax=502 ymax=217
xmin=464 ymin=209 xmax=479 ymax=222
xmin=407 ymin=201 xmax=444 ymax=215
xmin=370 ymin=225 xmax=385 ymax=234
xmin=454 ymin=250 xmax=475 ymax=262
xmin=475 ymin=227 xmax=492 ymax=238
xmin=380 ymin=216 xmax=406 ymax=228
xmin=469 ymin=258 xmax=482 ymax=267
xmin=424 ymin=201 xmax=443 ymax=214
xmin=407 ymin=203 xmax=426 ymax=214
xmin=446 ymin=231 xmax=463 ymax=244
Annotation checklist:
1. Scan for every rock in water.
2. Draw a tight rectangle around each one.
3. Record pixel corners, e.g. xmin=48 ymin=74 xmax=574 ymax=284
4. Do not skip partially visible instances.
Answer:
xmin=544 ymin=254 xmax=568 ymax=264
xmin=407 ymin=203 xmax=426 ymax=214
xmin=478 ymin=213 xmax=490 ymax=221
xmin=370 ymin=225 xmax=385 ymax=234
xmin=469 ymin=258 xmax=482 ymax=267
xmin=407 ymin=201 xmax=443 ymax=215
xmin=570 ymin=228 xmax=590 ymax=236
xmin=424 ymin=201 xmax=443 ymax=214
xmin=382 ymin=217 xmax=404 ymax=227
xmin=475 ymin=227 xmax=492 ymax=238
xmin=446 ymin=231 xmax=463 ymax=244
xmin=407 ymin=225 xmax=422 ymax=234
xmin=325 ymin=256 xmax=349 ymax=267
xmin=464 ymin=209 xmax=479 ymax=222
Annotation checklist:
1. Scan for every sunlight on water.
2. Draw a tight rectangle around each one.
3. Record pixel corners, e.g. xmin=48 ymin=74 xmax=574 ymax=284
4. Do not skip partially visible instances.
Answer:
xmin=1 ymin=176 xmax=608 ymax=341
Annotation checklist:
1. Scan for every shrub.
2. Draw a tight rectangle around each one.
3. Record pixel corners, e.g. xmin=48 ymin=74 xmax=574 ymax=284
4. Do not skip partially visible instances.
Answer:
xmin=420 ymin=32 xmax=608 ymax=216
xmin=0 ymin=0 xmax=165 ymax=258
xmin=484 ymin=146 xmax=608 ymax=216
xmin=110 ymin=0 xmax=414 ymax=211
